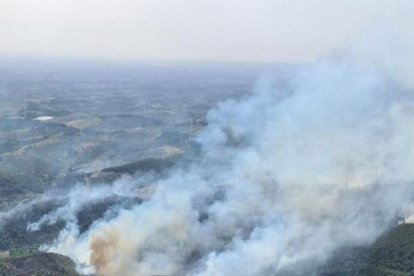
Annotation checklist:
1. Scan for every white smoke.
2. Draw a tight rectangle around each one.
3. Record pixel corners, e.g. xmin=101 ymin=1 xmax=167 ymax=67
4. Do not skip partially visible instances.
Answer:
xmin=27 ymin=55 xmax=414 ymax=275
xmin=27 ymin=175 xmax=138 ymax=232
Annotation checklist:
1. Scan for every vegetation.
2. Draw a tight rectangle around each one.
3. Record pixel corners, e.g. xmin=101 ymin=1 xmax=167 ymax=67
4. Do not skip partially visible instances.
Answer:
xmin=321 ymin=224 xmax=414 ymax=275
xmin=0 ymin=253 xmax=79 ymax=276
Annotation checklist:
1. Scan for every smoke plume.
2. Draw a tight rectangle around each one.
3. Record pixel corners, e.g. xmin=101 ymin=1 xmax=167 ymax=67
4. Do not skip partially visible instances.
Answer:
xmin=19 ymin=50 xmax=414 ymax=276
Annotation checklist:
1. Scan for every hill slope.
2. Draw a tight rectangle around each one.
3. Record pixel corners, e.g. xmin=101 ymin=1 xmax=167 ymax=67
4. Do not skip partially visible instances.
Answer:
xmin=0 ymin=252 xmax=79 ymax=276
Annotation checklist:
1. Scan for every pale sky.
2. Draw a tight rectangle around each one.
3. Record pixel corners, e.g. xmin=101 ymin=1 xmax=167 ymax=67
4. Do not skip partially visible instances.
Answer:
xmin=0 ymin=0 xmax=411 ymax=63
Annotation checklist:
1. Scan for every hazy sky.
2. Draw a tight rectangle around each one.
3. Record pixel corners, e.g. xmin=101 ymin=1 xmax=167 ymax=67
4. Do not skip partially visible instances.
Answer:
xmin=0 ymin=0 xmax=410 ymax=63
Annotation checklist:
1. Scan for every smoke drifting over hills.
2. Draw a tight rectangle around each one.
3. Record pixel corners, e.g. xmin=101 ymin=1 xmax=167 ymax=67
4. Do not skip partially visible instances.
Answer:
xmin=22 ymin=42 xmax=414 ymax=275
xmin=1 ymin=2 xmax=411 ymax=275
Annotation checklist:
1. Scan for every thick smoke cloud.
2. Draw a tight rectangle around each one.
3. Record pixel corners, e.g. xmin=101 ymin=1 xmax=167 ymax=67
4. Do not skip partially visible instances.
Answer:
xmin=24 ymin=56 xmax=414 ymax=275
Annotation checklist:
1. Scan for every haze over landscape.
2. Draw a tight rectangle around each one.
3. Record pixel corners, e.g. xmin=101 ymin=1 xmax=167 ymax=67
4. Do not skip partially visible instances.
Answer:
xmin=1 ymin=1 xmax=414 ymax=276
xmin=0 ymin=0 xmax=412 ymax=62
